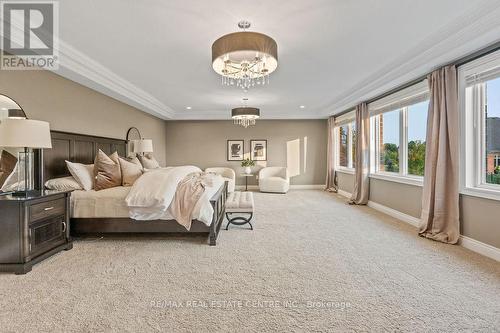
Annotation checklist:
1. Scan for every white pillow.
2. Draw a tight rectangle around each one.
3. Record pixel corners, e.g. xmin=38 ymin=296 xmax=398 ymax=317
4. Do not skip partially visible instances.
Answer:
xmin=45 ymin=176 xmax=83 ymax=191
xmin=65 ymin=161 xmax=94 ymax=191
xmin=138 ymin=154 xmax=160 ymax=169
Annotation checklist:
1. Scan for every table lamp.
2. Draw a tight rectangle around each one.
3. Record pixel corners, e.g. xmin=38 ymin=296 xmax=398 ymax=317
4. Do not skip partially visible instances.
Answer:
xmin=133 ymin=139 xmax=153 ymax=156
xmin=0 ymin=118 xmax=52 ymax=196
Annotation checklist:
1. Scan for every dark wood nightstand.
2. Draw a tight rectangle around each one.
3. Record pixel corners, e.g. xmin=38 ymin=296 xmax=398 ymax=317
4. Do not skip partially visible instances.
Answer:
xmin=0 ymin=190 xmax=73 ymax=274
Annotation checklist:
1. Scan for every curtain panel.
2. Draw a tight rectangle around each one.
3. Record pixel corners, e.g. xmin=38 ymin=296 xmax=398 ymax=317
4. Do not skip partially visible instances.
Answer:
xmin=419 ymin=65 xmax=460 ymax=244
xmin=325 ymin=116 xmax=338 ymax=192
xmin=349 ymin=103 xmax=370 ymax=205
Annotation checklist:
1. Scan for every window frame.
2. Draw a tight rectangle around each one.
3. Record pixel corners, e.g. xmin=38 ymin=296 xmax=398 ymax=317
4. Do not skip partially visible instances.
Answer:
xmin=335 ymin=121 xmax=356 ymax=174
xmin=369 ymin=105 xmax=426 ymax=187
xmin=459 ymin=50 xmax=500 ymax=201
xmin=367 ymin=80 xmax=429 ymax=186
xmin=334 ymin=110 xmax=356 ymax=174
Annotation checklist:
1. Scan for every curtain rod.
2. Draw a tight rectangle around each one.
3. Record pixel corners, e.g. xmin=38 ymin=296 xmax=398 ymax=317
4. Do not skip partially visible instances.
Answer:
xmin=333 ymin=39 xmax=500 ymax=118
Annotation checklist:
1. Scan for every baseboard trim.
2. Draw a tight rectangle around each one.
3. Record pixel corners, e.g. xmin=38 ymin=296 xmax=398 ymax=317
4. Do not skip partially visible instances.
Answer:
xmin=290 ymin=184 xmax=326 ymax=190
xmin=366 ymin=201 xmax=421 ymax=228
xmin=334 ymin=189 xmax=499 ymax=262
xmin=459 ymin=236 xmax=500 ymax=262
xmin=337 ymin=189 xmax=352 ymax=198
xmin=235 ymin=184 xmax=326 ymax=191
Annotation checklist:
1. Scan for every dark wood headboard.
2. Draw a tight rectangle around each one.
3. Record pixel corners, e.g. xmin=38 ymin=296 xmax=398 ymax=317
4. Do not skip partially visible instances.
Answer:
xmin=42 ymin=131 xmax=127 ymax=183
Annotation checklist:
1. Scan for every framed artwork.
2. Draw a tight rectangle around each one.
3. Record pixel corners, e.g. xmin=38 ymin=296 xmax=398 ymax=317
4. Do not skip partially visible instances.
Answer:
xmin=227 ymin=140 xmax=244 ymax=161
xmin=250 ymin=139 xmax=267 ymax=161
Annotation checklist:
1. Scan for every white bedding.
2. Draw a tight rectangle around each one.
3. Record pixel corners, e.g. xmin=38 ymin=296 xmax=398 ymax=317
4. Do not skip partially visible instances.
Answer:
xmin=71 ymin=166 xmax=224 ymax=226
xmin=71 ymin=186 xmax=131 ymax=218
xmin=126 ymin=166 xmax=223 ymax=225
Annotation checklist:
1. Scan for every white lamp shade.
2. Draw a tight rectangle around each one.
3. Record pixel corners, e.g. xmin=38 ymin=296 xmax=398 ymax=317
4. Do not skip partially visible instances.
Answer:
xmin=0 ymin=118 xmax=52 ymax=148
xmin=133 ymin=139 xmax=153 ymax=153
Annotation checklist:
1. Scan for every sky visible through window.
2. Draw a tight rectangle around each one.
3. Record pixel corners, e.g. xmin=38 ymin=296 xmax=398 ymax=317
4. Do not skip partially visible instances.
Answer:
xmin=488 ymin=77 xmax=500 ymax=118
xmin=381 ymin=78 xmax=498 ymax=143
xmin=383 ymin=110 xmax=399 ymax=144
xmin=383 ymin=102 xmax=429 ymax=144
xmin=408 ymin=101 xmax=428 ymax=141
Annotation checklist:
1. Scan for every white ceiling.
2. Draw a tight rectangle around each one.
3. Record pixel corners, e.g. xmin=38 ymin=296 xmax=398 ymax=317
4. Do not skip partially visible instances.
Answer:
xmin=50 ymin=0 xmax=500 ymax=120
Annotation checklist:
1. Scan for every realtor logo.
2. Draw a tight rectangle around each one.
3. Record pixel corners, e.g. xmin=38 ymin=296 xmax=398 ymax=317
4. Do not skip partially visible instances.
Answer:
xmin=1 ymin=1 xmax=59 ymax=70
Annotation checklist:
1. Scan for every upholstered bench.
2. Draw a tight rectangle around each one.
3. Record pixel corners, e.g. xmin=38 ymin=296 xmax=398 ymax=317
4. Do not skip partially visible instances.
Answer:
xmin=225 ymin=191 xmax=254 ymax=230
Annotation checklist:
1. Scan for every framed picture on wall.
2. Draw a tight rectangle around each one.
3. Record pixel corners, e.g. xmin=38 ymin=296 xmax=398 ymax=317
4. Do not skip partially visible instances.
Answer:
xmin=227 ymin=140 xmax=244 ymax=161
xmin=250 ymin=139 xmax=267 ymax=161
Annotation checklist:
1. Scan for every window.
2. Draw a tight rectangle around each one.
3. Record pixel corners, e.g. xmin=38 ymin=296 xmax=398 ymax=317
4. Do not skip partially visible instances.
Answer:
xmin=376 ymin=109 xmax=400 ymax=173
xmin=484 ymin=78 xmax=500 ymax=185
xmin=407 ymin=101 xmax=428 ymax=176
xmin=369 ymin=81 xmax=429 ymax=184
xmin=485 ymin=78 xmax=500 ymax=185
xmin=339 ymin=124 xmax=349 ymax=167
xmin=334 ymin=112 xmax=356 ymax=171
xmin=460 ymin=50 xmax=500 ymax=200
xmin=351 ymin=123 xmax=357 ymax=166
xmin=337 ymin=121 xmax=356 ymax=170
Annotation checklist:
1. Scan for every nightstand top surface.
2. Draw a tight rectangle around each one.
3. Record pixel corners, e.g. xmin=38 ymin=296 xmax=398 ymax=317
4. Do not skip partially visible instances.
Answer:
xmin=0 ymin=190 xmax=72 ymax=201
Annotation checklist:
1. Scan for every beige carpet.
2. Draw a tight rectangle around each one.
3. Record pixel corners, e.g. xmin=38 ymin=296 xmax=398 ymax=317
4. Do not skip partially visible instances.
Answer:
xmin=1 ymin=190 xmax=499 ymax=332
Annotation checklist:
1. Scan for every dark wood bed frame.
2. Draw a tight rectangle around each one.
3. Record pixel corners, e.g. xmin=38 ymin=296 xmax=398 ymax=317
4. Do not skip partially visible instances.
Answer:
xmin=41 ymin=131 xmax=227 ymax=246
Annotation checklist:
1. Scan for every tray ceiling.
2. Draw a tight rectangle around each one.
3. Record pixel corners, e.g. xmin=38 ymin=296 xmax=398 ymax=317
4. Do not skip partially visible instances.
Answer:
xmin=30 ymin=0 xmax=500 ymax=119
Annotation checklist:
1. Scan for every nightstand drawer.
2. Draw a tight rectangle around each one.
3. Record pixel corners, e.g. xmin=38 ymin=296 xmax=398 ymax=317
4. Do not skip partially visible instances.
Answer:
xmin=29 ymin=198 xmax=66 ymax=223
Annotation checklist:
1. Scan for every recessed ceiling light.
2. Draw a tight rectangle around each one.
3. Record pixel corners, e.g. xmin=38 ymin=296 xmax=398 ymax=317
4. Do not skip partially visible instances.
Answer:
xmin=186 ymin=106 xmax=192 ymax=110
xmin=299 ymin=105 xmax=305 ymax=109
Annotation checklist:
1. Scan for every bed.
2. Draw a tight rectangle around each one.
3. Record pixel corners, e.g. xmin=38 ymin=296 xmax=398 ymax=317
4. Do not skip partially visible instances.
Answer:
xmin=42 ymin=131 xmax=227 ymax=245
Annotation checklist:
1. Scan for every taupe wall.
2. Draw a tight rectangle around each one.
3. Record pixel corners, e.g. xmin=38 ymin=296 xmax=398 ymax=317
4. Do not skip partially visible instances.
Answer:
xmin=165 ymin=120 xmax=327 ymax=186
xmin=0 ymin=70 xmax=167 ymax=165
xmin=460 ymin=195 xmax=500 ymax=249
xmin=337 ymin=172 xmax=354 ymax=194
xmin=337 ymin=174 xmax=500 ymax=249
xmin=369 ymin=179 xmax=423 ymax=218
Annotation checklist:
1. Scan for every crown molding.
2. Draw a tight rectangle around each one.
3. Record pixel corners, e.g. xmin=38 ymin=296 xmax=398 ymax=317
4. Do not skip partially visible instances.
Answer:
xmin=55 ymin=42 xmax=175 ymax=119
xmin=320 ymin=0 xmax=500 ymax=116
xmin=175 ymin=109 xmax=326 ymax=120
xmin=2 ymin=19 xmax=174 ymax=119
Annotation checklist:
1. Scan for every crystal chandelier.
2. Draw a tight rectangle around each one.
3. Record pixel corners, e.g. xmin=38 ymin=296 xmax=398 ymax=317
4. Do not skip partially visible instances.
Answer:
xmin=212 ymin=21 xmax=278 ymax=91
xmin=231 ymin=99 xmax=260 ymax=128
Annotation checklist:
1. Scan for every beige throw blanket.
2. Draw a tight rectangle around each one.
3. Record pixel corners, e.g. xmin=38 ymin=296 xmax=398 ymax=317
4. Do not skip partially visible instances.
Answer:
xmin=170 ymin=172 xmax=215 ymax=230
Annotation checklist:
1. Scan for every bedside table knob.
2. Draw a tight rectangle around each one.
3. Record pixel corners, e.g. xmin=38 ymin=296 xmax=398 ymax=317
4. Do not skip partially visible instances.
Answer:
xmin=62 ymin=221 xmax=67 ymax=232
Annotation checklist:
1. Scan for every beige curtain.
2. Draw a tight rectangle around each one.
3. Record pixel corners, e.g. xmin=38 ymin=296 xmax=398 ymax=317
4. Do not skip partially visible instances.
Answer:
xmin=420 ymin=65 xmax=459 ymax=244
xmin=349 ymin=103 xmax=370 ymax=205
xmin=325 ymin=116 xmax=338 ymax=192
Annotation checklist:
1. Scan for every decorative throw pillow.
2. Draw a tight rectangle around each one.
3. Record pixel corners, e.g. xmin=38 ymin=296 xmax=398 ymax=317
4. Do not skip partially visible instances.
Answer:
xmin=94 ymin=150 xmax=122 ymax=191
xmin=45 ymin=176 xmax=83 ymax=191
xmin=0 ymin=150 xmax=17 ymax=188
xmin=66 ymin=161 xmax=94 ymax=191
xmin=126 ymin=155 xmax=143 ymax=168
xmin=118 ymin=157 xmax=142 ymax=186
xmin=138 ymin=153 xmax=160 ymax=169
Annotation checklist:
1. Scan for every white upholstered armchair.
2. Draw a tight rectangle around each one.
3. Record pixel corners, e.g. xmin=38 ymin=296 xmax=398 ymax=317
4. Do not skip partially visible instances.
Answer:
xmin=205 ymin=167 xmax=236 ymax=193
xmin=258 ymin=167 xmax=290 ymax=193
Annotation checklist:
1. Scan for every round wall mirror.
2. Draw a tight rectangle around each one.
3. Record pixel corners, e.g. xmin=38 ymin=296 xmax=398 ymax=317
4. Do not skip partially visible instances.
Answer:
xmin=126 ymin=127 xmax=142 ymax=158
xmin=0 ymin=94 xmax=27 ymax=193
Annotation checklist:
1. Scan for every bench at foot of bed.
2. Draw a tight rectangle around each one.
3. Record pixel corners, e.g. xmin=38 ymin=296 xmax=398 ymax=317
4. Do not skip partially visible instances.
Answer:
xmin=225 ymin=191 xmax=254 ymax=231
